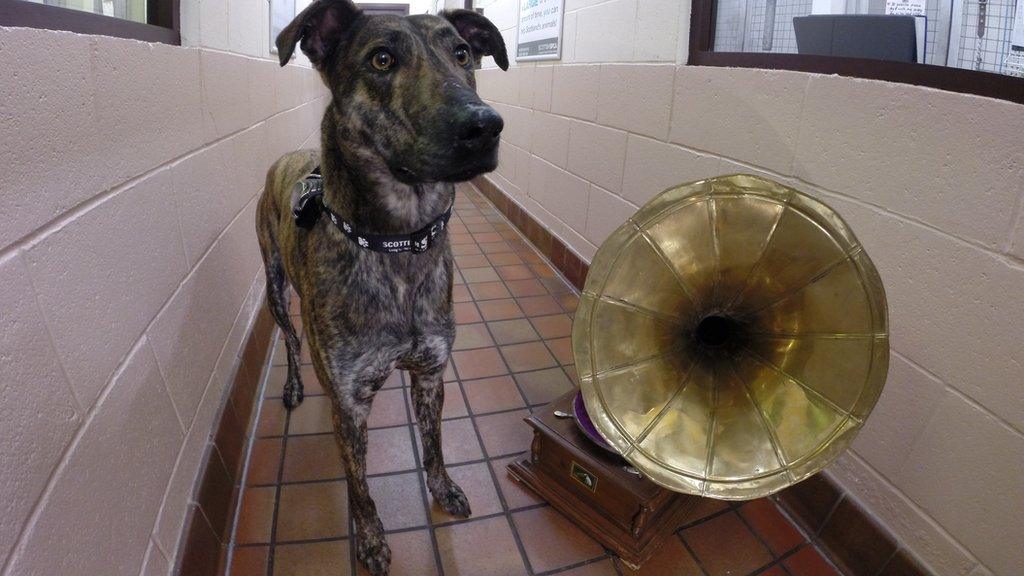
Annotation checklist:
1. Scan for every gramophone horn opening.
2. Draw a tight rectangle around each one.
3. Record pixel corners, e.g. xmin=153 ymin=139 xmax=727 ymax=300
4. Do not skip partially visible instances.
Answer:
xmin=693 ymin=314 xmax=743 ymax=349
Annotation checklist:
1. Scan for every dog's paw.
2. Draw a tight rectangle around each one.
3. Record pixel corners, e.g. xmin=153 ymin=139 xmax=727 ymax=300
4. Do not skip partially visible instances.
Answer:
xmin=356 ymin=533 xmax=392 ymax=576
xmin=432 ymin=480 xmax=472 ymax=518
xmin=282 ymin=381 xmax=304 ymax=410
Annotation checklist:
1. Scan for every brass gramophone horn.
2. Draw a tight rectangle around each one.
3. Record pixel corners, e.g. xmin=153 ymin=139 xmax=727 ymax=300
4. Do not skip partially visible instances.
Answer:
xmin=573 ymin=175 xmax=889 ymax=500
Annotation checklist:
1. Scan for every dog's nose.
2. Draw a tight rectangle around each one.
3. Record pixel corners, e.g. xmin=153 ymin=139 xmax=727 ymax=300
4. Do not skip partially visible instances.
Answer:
xmin=458 ymin=106 xmax=503 ymax=151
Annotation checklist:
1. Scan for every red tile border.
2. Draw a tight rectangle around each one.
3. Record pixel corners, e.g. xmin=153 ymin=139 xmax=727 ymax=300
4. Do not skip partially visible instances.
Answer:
xmin=472 ymin=176 xmax=590 ymax=292
xmin=174 ymin=301 xmax=276 ymax=575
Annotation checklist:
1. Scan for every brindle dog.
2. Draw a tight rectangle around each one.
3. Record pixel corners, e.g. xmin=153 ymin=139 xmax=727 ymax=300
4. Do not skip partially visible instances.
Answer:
xmin=256 ymin=2 xmax=507 ymax=574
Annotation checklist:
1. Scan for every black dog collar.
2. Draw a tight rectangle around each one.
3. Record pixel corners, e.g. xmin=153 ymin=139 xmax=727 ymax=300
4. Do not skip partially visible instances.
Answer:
xmin=291 ymin=169 xmax=453 ymax=254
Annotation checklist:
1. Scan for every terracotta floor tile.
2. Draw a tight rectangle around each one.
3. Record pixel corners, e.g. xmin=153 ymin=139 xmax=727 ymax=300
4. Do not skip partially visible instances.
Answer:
xmin=547 ymin=337 xmax=574 ymax=365
xmin=441 ymin=381 xmax=468 ymax=419
xmin=513 ymin=368 xmax=574 ymax=406
xmin=784 ymin=545 xmax=841 ymax=576
xmin=561 ymin=559 xmax=618 ymax=575
xmin=288 ymin=395 xmax=334 ymax=435
xmin=366 ymin=426 xmax=418 ymax=475
xmin=231 ymin=545 xmax=268 ymax=576
xmin=758 ymin=567 xmax=788 ymax=576
xmin=541 ymin=276 xmax=572 ymax=294
xmin=247 ymin=438 xmax=283 ymax=486
xmin=450 ymin=232 xmax=475 ymax=245
xmin=277 ymin=481 xmax=349 ymax=541
xmin=452 ymin=284 xmax=472 ymax=303
xmin=235 ymin=486 xmax=276 ymax=544
xmin=517 ymin=294 xmax=563 ymax=316
xmin=274 ymin=540 xmax=351 ymax=576
xmin=369 ymin=472 xmax=428 ymax=531
xmin=683 ymin=512 xmax=773 ymax=576
xmin=501 ymin=341 xmax=558 ymax=373
xmin=283 ymin=434 xmax=345 ymax=482
xmin=488 ymin=318 xmax=540 ymax=345
xmin=487 ymin=252 xmax=523 ymax=266
xmin=272 ymin=340 xmax=289 ymax=366
xmin=461 ymin=266 xmax=500 ymax=283
xmin=477 ymin=298 xmax=525 ymax=322
xmin=497 ymin=264 xmax=535 ymax=281
xmin=455 ymin=254 xmax=490 ymax=269
xmin=436 ymin=516 xmax=528 ymax=576
xmin=616 ymin=537 xmax=701 ymax=575
xmin=491 ymin=455 xmax=544 ymax=509
xmin=266 ymin=365 xmax=324 ymax=398
xmin=256 ymin=402 xmax=287 ymax=437
xmin=558 ymin=292 xmax=580 ymax=313
xmin=687 ymin=496 xmax=729 ymax=524
xmin=513 ymin=507 xmax=606 ymax=573
xmin=453 ymin=302 xmax=482 ymax=324
xmin=415 ymin=417 xmax=484 ymax=465
xmin=462 ymin=375 xmax=526 ymax=414
xmin=739 ymin=499 xmax=806 ymax=556
xmin=466 ymin=222 xmax=495 ymax=233
xmin=475 ymin=409 xmax=533 ymax=457
xmin=529 ymin=314 xmax=573 ymax=339
xmin=519 ymin=250 xmax=543 ymax=264
xmin=453 ymin=323 xmax=494 ymax=351
xmin=368 ymin=388 xmax=409 ymax=429
xmin=530 ymin=263 xmax=556 ymax=278
xmin=382 ymin=370 xmax=404 ymax=389
xmin=506 ymin=278 xmax=548 ymax=297
xmin=356 ymin=530 xmax=438 ymax=576
xmin=468 ymin=281 xmax=511 ymax=301
xmin=429 ymin=461 xmax=503 ymax=523
xmin=452 ymin=243 xmax=482 ymax=256
xmin=480 ymin=242 xmax=513 ymax=255
xmin=472 ymin=232 xmax=503 ymax=243
xmin=443 ymin=363 xmax=456 ymax=382
xmin=452 ymin=347 xmax=508 ymax=380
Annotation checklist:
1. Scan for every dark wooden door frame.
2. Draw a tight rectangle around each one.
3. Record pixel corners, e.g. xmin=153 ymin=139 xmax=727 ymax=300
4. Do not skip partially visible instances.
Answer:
xmin=0 ymin=0 xmax=180 ymax=45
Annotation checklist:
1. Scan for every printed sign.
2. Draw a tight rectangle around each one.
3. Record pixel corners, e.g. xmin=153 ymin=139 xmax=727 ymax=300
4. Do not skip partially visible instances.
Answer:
xmin=1013 ymin=0 xmax=1024 ymax=48
xmin=885 ymin=0 xmax=926 ymax=16
xmin=517 ymin=0 xmax=564 ymax=61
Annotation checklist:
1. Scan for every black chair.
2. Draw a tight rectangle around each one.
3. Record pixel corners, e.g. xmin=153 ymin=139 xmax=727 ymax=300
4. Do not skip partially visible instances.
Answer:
xmin=793 ymin=14 xmax=921 ymax=63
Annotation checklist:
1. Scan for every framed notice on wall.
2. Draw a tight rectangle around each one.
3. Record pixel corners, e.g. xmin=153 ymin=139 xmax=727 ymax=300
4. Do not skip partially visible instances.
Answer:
xmin=270 ymin=0 xmax=297 ymax=55
xmin=516 ymin=0 xmax=564 ymax=61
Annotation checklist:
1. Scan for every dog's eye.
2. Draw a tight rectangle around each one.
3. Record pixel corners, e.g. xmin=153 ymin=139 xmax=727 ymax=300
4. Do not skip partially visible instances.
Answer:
xmin=454 ymin=46 xmax=471 ymax=66
xmin=370 ymin=49 xmax=395 ymax=71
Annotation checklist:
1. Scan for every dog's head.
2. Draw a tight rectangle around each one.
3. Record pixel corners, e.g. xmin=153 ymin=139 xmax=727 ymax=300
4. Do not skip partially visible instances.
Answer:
xmin=276 ymin=1 xmax=508 ymax=184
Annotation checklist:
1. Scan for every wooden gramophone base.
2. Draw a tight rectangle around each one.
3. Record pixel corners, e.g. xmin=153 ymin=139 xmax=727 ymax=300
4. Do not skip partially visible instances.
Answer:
xmin=507 ymin=390 xmax=698 ymax=569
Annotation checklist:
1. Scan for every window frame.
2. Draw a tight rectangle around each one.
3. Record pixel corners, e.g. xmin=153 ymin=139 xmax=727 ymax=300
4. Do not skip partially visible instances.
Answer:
xmin=687 ymin=0 xmax=1024 ymax=106
xmin=0 ymin=0 xmax=180 ymax=45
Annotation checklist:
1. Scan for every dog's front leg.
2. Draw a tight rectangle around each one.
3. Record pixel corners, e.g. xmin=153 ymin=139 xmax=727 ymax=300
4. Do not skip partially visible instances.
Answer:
xmin=328 ymin=392 xmax=391 ymax=575
xmin=411 ymin=364 xmax=471 ymax=517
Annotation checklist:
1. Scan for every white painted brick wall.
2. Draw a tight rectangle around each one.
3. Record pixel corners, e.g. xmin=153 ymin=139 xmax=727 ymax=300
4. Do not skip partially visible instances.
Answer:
xmin=474 ymin=0 xmax=1024 ymax=572
xmin=0 ymin=6 xmax=328 ymax=572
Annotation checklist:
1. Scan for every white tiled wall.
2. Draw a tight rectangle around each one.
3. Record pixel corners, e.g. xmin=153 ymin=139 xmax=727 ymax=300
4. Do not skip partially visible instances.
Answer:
xmin=0 ymin=1 xmax=328 ymax=572
xmin=476 ymin=1 xmax=1024 ymax=574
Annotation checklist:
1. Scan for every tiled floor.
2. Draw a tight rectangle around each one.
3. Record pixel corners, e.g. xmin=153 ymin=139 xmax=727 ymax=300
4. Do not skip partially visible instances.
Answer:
xmin=227 ymin=183 xmax=845 ymax=576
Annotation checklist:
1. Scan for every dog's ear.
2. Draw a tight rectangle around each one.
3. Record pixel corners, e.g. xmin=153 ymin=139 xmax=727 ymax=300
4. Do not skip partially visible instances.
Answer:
xmin=276 ymin=0 xmax=362 ymax=68
xmin=442 ymin=9 xmax=509 ymax=71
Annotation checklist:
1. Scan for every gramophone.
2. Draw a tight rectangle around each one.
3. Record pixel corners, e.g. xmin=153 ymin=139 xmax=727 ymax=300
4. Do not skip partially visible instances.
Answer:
xmin=508 ymin=175 xmax=889 ymax=568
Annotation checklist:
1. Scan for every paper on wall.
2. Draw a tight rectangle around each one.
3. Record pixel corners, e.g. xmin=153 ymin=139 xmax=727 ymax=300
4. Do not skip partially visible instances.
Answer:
xmin=885 ymin=0 xmax=926 ymax=16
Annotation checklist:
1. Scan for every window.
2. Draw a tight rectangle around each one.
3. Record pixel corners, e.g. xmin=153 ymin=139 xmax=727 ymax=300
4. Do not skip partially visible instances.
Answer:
xmin=690 ymin=0 xmax=1024 ymax=104
xmin=358 ymin=3 xmax=412 ymax=16
xmin=0 ymin=0 xmax=179 ymax=45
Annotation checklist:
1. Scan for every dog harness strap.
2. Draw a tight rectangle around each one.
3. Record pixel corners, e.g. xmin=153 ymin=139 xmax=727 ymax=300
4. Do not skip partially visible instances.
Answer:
xmin=291 ymin=167 xmax=453 ymax=254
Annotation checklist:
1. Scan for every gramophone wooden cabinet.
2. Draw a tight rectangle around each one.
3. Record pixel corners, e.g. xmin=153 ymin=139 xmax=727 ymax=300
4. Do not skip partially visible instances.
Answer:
xmin=507 ymin=391 xmax=698 ymax=569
